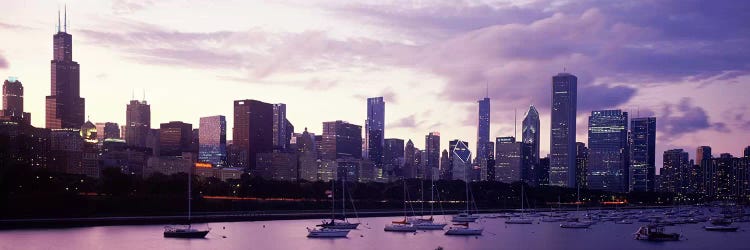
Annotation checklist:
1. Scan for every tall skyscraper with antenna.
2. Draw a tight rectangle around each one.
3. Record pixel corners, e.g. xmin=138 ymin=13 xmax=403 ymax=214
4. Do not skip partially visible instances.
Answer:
xmin=46 ymin=7 xmax=85 ymax=129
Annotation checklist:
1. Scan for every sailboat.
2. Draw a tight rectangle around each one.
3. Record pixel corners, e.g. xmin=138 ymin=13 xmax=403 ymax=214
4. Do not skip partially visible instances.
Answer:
xmin=561 ymin=183 xmax=591 ymax=229
xmin=385 ymin=180 xmax=417 ymax=232
xmin=164 ymin=167 xmax=210 ymax=238
xmin=446 ymin=173 xmax=483 ymax=235
xmin=317 ymin=179 xmax=359 ymax=230
xmin=308 ymin=180 xmax=350 ymax=238
xmin=506 ymin=184 xmax=533 ymax=224
xmin=414 ymin=179 xmax=447 ymax=230
xmin=452 ymin=176 xmax=480 ymax=223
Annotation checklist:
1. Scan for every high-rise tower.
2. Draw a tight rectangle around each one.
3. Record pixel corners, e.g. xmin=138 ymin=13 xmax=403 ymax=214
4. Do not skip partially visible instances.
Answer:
xmin=1 ymin=77 xmax=31 ymax=124
xmin=549 ymin=73 xmax=577 ymax=187
xmin=476 ymin=96 xmax=491 ymax=168
xmin=46 ymin=7 xmax=85 ymax=129
xmin=366 ymin=97 xmax=385 ymax=167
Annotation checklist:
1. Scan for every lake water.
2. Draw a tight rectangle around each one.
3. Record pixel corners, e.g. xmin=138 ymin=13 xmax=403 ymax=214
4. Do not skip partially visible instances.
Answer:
xmin=1 ymin=213 xmax=748 ymax=250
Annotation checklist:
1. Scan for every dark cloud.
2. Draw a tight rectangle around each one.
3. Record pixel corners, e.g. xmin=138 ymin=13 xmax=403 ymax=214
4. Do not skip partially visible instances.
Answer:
xmin=658 ymin=98 xmax=730 ymax=138
xmin=578 ymin=84 xmax=637 ymax=113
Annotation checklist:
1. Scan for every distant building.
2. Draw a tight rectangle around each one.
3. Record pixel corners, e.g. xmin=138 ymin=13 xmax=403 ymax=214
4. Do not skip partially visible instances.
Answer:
xmin=254 ymin=151 xmax=298 ymax=181
xmin=587 ymin=110 xmax=629 ymax=193
xmin=297 ymin=128 xmax=319 ymax=182
xmin=449 ymin=140 xmax=471 ymax=182
xmin=233 ymin=99 xmax=274 ymax=170
xmin=537 ymin=156 xmax=550 ymax=185
xmin=1 ymin=77 xmax=31 ymax=124
xmin=425 ymin=132 xmax=440 ymax=180
xmin=144 ymin=153 xmax=197 ymax=177
xmin=383 ymin=138 xmax=404 ymax=180
xmin=95 ymin=122 xmax=120 ymax=141
xmin=440 ymin=149 xmax=450 ymax=180
xmin=199 ymin=115 xmax=227 ymax=167
xmin=159 ymin=121 xmax=193 ymax=157
xmin=125 ymin=99 xmax=150 ymax=148
xmin=704 ymin=153 xmax=750 ymax=201
xmin=49 ymin=128 xmax=83 ymax=175
xmin=321 ymin=120 xmax=362 ymax=160
xmin=365 ymin=97 xmax=385 ymax=168
xmin=549 ymin=73 xmax=577 ymax=188
xmin=495 ymin=137 xmax=523 ymax=183
xmin=575 ymin=142 xmax=588 ymax=189
xmin=745 ymin=146 xmax=750 ymax=158
xmin=629 ymin=117 xmax=656 ymax=192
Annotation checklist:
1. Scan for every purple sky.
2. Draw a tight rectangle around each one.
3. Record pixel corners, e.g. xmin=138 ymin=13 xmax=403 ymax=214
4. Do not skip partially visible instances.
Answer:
xmin=1 ymin=0 xmax=749 ymax=172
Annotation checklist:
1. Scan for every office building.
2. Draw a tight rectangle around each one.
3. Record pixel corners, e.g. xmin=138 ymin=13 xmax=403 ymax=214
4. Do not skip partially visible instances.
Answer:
xmin=46 ymin=10 xmax=85 ymax=129
xmin=587 ymin=110 xmax=629 ymax=192
xmin=629 ymin=117 xmax=656 ymax=192
xmin=549 ymin=73 xmax=577 ymax=187
xmin=199 ymin=115 xmax=227 ymax=167
xmin=233 ymin=99 xmax=274 ymax=170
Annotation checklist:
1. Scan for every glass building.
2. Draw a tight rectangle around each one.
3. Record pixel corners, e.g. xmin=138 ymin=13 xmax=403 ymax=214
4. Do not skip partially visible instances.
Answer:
xmin=199 ymin=115 xmax=227 ymax=167
xmin=449 ymin=140 xmax=471 ymax=182
xmin=425 ymin=132 xmax=440 ymax=180
xmin=587 ymin=110 xmax=629 ymax=192
xmin=629 ymin=117 xmax=656 ymax=192
xmin=549 ymin=73 xmax=577 ymax=187
xmin=365 ymin=97 xmax=385 ymax=167
xmin=476 ymin=97 xmax=491 ymax=168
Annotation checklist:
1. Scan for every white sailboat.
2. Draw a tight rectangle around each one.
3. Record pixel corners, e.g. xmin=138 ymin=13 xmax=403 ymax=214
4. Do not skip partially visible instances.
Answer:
xmin=164 ymin=167 xmax=210 ymax=238
xmin=385 ymin=180 xmax=417 ymax=232
xmin=561 ymin=183 xmax=591 ymax=229
xmin=415 ymin=178 xmax=447 ymax=230
xmin=506 ymin=184 xmax=533 ymax=224
xmin=308 ymin=180 xmax=352 ymax=237
xmin=446 ymin=173 xmax=482 ymax=235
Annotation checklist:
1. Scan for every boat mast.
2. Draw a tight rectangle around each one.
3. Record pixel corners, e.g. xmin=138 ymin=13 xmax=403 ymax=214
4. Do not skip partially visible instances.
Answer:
xmin=430 ymin=177 xmax=434 ymax=217
xmin=188 ymin=164 xmax=192 ymax=224
xmin=465 ymin=173 xmax=469 ymax=213
xmin=342 ymin=178 xmax=346 ymax=220
xmin=331 ymin=180 xmax=335 ymax=221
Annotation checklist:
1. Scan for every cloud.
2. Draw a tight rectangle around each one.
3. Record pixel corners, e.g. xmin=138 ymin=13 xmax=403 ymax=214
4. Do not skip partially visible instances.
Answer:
xmin=0 ymin=53 xmax=7 ymax=68
xmin=112 ymin=0 xmax=154 ymax=14
xmin=388 ymin=115 xmax=426 ymax=129
xmin=578 ymin=84 xmax=637 ymax=113
xmin=658 ymin=98 xmax=730 ymax=138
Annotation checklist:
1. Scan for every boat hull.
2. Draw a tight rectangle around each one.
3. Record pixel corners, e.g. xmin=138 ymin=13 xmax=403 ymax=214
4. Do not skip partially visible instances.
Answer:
xmin=445 ymin=228 xmax=483 ymax=235
xmin=415 ymin=223 xmax=447 ymax=230
xmin=704 ymin=226 xmax=739 ymax=232
xmin=163 ymin=230 xmax=209 ymax=238
xmin=307 ymin=229 xmax=350 ymax=238
xmin=384 ymin=224 xmax=417 ymax=232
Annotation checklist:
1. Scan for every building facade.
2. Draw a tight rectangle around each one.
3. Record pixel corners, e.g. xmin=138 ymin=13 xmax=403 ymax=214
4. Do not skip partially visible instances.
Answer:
xmin=425 ymin=132 xmax=440 ymax=180
xmin=587 ymin=110 xmax=629 ymax=192
xmin=321 ymin=120 xmax=362 ymax=160
xmin=365 ymin=97 xmax=385 ymax=168
xmin=199 ymin=115 xmax=227 ymax=167
xmin=630 ymin=117 xmax=656 ymax=192
xmin=125 ymin=100 xmax=150 ymax=148
xmin=159 ymin=121 xmax=193 ymax=157
xmin=233 ymin=99 xmax=274 ymax=170
xmin=46 ymin=14 xmax=85 ymax=130
xmin=549 ymin=73 xmax=577 ymax=187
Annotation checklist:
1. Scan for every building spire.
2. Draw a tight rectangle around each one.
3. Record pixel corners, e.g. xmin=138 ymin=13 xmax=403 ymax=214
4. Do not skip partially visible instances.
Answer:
xmin=57 ymin=7 xmax=61 ymax=32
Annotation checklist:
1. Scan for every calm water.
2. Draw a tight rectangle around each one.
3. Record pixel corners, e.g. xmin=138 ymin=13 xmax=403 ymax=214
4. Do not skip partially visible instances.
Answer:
xmin=1 ymin=213 xmax=748 ymax=250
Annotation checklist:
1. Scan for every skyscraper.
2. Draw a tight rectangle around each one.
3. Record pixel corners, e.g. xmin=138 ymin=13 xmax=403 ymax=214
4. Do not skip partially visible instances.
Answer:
xmin=365 ymin=97 xmax=385 ymax=168
xmin=630 ymin=117 xmax=656 ymax=192
xmin=425 ymin=132 xmax=440 ymax=180
xmin=272 ymin=103 xmax=291 ymax=151
xmin=321 ymin=120 xmax=362 ymax=160
xmin=199 ymin=115 xmax=227 ymax=167
xmin=522 ymin=105 xmax=540 ymax=170
xmin=46 ymin=9 xmax=85 ymax=129
xmin=587 ymin=110 xmax=629 ymax=192
xmin=549 ymin=73 xmax=577 ymax=187
xmin=125 ymin=99 xmax=150 ymax=148
xmin=697 ymin=146 xmax=712 ymax=166
xmin=95 ymin=122 xmax=120 ymax=141
xmin=661 ymin=149 xmax=690 ymax=195
xmin=476 ymin=96 xmax=491 ymax=170
xmin=159 ymin=121 xmax=193 ymax=157
xmin=440 ymin=149 xmax=450 ymax=180
xmin=233 ymin=99 xmax=274 ymax=170
xmin=1 ymin=77 xmax=30 ymax=124
xmin=744 ymin=146 xmax=749 ymax=158
xmin=383 ymin=138 xmax=404 ymax=179
xmin=449 ymin=140 xmax=471 ymax=182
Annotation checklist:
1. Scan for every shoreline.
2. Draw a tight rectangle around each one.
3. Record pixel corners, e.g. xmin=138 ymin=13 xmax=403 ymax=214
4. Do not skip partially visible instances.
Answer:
xmin=0 ymin=205 xmax=673 ymax=230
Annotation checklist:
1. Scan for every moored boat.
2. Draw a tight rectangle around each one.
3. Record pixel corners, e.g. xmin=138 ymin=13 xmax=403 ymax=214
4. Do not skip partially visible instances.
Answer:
xmin=633 ymin=224 xmax=680 ymax=241
xmin=307 ymin=227 xmax=350 ymax=238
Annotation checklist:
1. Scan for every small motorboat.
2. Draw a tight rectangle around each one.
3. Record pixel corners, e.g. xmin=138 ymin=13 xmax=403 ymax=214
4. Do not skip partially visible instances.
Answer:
xmin=445 ymin=223 xmax=483 ymax=236
xmin=615 ymin=220 xmax=633 ymax=224
xmin=307 ymin=227 xmax=350 ymax=238
xmin=633 ymin=224 xmax=680 ymax=241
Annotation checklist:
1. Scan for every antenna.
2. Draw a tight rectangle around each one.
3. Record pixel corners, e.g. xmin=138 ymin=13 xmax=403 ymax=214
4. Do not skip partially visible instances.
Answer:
xmin=516 ymin=107 xmax=519 ymax=139
xmin=485 ymin=82 xmax=489 ymax=99
xmin=57 ymin=7 xmax=61 ymax=32
xmin=64 ymin=4 xmax=67 ymax=32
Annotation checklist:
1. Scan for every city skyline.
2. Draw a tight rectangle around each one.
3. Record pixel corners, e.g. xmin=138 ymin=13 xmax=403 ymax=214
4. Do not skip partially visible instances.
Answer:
xmin=1 ymin=1 xmax=749 ymax=173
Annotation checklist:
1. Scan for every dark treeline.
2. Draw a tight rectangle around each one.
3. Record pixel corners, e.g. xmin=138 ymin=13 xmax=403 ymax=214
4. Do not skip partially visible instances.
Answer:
xmin=0 ymin=164 xmax=677 ymax=219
